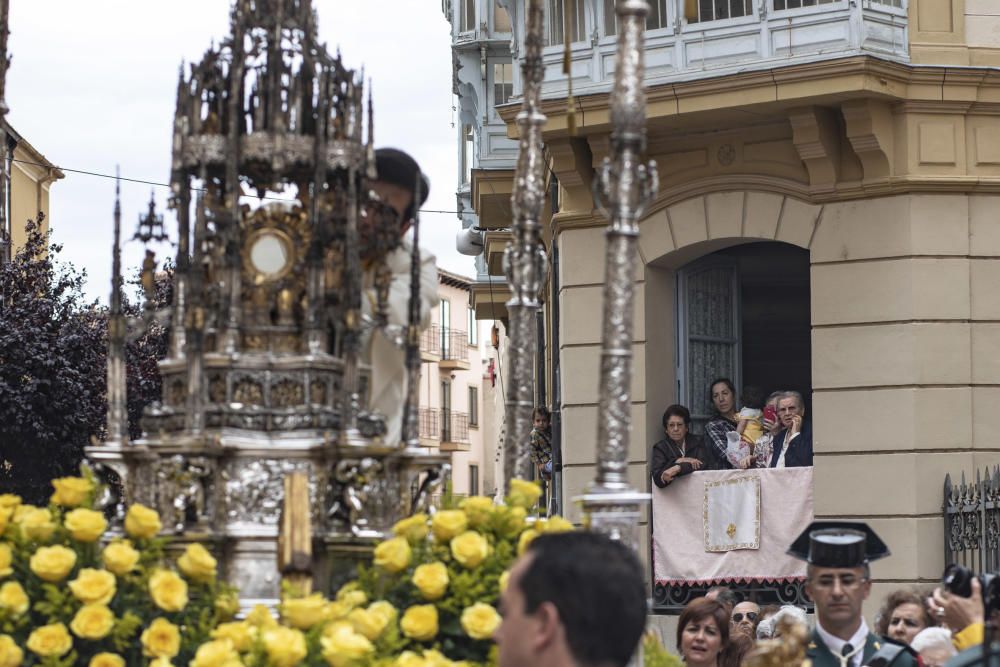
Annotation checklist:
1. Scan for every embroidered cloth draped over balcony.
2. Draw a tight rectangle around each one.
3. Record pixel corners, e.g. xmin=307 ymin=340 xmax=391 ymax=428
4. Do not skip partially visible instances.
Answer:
xmin=653 ymin=467 xmax=814 ymax=585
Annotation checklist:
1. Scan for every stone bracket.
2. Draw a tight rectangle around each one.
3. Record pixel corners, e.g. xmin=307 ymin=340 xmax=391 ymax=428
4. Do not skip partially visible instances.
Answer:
xmin=841 ymin=99 xmax=894 ymax=182
xmin=547 ymin=137 xmax=594 ymax=214
xmin=789 ymin=106 xmax=841 ymax=190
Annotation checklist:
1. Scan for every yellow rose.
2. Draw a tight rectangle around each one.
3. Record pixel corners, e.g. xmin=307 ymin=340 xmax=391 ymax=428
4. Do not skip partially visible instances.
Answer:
xmin=508 ymin=479 xmax=542 ymax=509
xmin=495 ymin=505 xmax=527 ymax=538
xmin=394 ymin=652 xmax=426 ymax=667
xmin=191 ymin=638 xmax=242 ymax=667
xmin=89 ymin=653 xmax=126 ymax=667
xmin=64 ymin=508 xmax=108 ymax=543
xmin=498 ymin=570 xmax=511 ymax=594
xmin=281 ymin=593 xmax=329 ymax=630
xmin=29 ymin=545 xmax=77 ymax=582
xmin=212 ymin=621 xmax=254 ymax=652
xmin=149 ymin=570 xmax=187 ymax=612
xmin=459 ymin=496 xmax=495 ymax=528
xmin=124 ymin=504 xmax=162 ymax=539
xmin=50 ymin=476 xmax=93 ymax=508
xmin=368 ymin=600 xmax=397 ymax=625
xmin=149 ymin=659 xmax=174 ymax=667
xmin=517 ymin=529 xmax=539 ymax=556
xmin=0 ymin=507 xmax=11 ymax=536
xmin=373 ymin=536 xmax=411 ymax=573
xmin=326 ymin=600 xmax=352 ymax=620
xmin=141 ymin=618 xmax=180 ymax=658
xmin=0 ymin=544 xmax=11 ymax=577
xmin=18 ymin=507 xmax=55 ymax=542
xmin=70 ymin=603 xmax=115 ymax=640
xmin=461 ymin=602 xmax=502 ymax=640
xmin=101 ymin=540 xmax=140 ymax=576
xmin=0 ymin=635 xmax=22 ymax=667
xmin=69 ymin=568 xmax=116 ymax=605
xmin=321 ymin=624 xmax=374 ymax=667
xmin=423 ymin=650 xmax=456 ymax=667
xmin=0 ymin=581 xmax=28 ymax=616
xmin=451 ymin=531 xmax=490 ymax=568
xmin=0 ymin=495 xmax=19 ymax=512
xmin=431 ymin=510 xmax=468 ymax=542
xmin=215 ymin=591 xmax=240 ymax=620
xmin=337 ymin=588 xmax=367 ymax=609
xmin=348 ymin=606 xmax=390 ymax=641
xmin=177 ymin=543 xmax=217 ymax=583
xmin=392 ymin=513 xmax=430 ymax=544
xmin=400 ymin=604 xmax=438 ymax=641
xmin=246 ymin=603 xmax=279 ymax=627
xmin=411 ymin=562 xmax=449 ymax=600
xmin=262 ymin=626 xmax=307 ymax=667
xmin=540 ymin=515 xmax=574 ymax=533
xmin=26 ymin=622 xmax=72 ymax=658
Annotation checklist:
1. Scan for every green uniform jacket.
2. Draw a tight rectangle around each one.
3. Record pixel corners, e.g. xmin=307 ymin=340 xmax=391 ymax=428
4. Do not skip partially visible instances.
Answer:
xmin=805 ymin=630 xmax=918 ymax=667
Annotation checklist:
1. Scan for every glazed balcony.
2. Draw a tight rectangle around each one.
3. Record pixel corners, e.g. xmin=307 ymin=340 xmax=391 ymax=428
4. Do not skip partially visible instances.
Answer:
xmin=531 ymin=0 xmax=907 ymax=98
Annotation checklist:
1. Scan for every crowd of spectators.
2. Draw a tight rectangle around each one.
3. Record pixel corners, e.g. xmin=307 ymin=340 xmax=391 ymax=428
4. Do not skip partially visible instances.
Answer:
xmin=668 ymin=580 xmax=991 ymax=666
xmin=651 ymin=377 xmax=813 ymax=488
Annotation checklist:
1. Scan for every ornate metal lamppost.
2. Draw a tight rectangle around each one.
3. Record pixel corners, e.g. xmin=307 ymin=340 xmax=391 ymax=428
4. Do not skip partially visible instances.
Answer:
xmin=502 ymin=0 xmax=548 ymax=489
xmin=576 ymin=0 xmax=659 ymax=551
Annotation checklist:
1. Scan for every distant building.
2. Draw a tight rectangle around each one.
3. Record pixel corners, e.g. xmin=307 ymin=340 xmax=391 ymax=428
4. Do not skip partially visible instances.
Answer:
xmin=418 ymin=269 xmax=497 ymax=497
xmin=1 ymin=122 xmax=63 ymax=261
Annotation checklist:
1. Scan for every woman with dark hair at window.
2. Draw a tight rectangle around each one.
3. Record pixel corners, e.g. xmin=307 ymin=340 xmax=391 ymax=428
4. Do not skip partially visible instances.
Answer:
xmin=704 ymin=378 xmax=739 ymax=469
xmin=650 ymin=404 xmax=718 ymax=487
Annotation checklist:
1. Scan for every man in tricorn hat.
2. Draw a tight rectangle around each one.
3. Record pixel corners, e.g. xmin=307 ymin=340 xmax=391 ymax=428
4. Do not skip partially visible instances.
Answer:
xmin=362 ymin=148 xmax=438 ymax=444
xmin=789 ymin=521 xmax=917 ymax=667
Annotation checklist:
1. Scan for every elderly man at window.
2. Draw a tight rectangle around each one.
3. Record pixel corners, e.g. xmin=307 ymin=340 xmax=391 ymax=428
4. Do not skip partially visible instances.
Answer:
xmin=766 ymin=391 xmax=813 ymax=468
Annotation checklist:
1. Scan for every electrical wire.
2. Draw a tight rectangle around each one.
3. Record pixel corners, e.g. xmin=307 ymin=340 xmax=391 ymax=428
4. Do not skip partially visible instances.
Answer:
xmin=8 ymin=157 xmax=462 ymax=214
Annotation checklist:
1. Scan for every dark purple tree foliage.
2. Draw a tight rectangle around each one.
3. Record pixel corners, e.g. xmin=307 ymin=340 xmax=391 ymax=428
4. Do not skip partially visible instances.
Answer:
xmin=0 ymin=216 xmax=171 ymax=503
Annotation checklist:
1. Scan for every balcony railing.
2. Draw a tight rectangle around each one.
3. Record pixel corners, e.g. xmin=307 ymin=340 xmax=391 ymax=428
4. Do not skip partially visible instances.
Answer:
xmin=944 ymin=466 xmax=1000 ymax=575
xmin=439 ymin=329 xmax=470 ymax=363
xmin=418 ymin=407 xmax=439 ymax=440
xmin=421 ymin=325 xmax=441 ymax=358
xmin=440 ymin=409 xmax=470 ymax=444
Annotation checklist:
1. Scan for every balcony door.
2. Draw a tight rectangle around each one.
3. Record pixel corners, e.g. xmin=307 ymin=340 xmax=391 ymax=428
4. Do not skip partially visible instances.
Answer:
xmin=441 ymin=380 xmax=452 ymax=442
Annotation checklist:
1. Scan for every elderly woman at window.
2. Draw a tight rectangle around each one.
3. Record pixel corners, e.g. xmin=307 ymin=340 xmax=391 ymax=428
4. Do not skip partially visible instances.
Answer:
xmin=734 ymin=390 xmax=784 ymax=469
xmin=704 ymin=378 xmax=739 ymax=469
xmin=766 ymin=390 xmax=813 ymax=468
xmin=651 ymin=404 xmax=718 ymax=487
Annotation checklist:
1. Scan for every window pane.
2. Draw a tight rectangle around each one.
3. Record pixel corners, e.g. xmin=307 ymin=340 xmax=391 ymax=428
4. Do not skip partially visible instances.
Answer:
xmin=646 ymin=0 xmax=668 ymax=29
xmin=604 ymin=0 xmax=617 ymax=35
xmin=774 ymin=0 xmax=837 ymax=9
xmin=687 ymin=267 xmax=736 ymax=339
xmin=469 ymin=464 xmax=479 ymax=495
xmin=546 ymin=0 xmax=585 ymax=45
xmin=494 ymin=2 xmax=512 ymax=32
xmin=689 ymin=0 xmax=752 ymax=22
xmin=493 ymin=62 xmax=513 ymax=107
xmin=461 ymin=125 xmax=473 ymax=184
xmin=462 ymin=0 xmax=476 ymax=31
xmin=468 ymin=307 xmax=478 ymax=345
xmin=468 ymin=385 xmax=479 ymax=426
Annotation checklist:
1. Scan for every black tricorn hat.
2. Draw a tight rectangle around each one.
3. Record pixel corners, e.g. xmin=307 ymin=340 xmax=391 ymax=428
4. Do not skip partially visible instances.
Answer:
xmin=787 ymin=521 xmax=890 ymax=567
xmin=374 ymin=148 xmax=430 ymax=221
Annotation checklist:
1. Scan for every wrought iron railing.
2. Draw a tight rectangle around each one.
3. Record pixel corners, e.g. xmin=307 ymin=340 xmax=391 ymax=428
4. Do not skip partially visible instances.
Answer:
xmin=420 ymin=325 xmax=441 ymax=357
xmin=652 ymin=581 xmax=812 ymax=614
xmin=440 ymin=409 xmax=469 ymax=443
xmin=418 ymin=407 xmax=439 ymax=440
xmin=439 ymin=329 xmax=470 ymax=362
xmin=944 ymin=467 xmax=1000 ymax=575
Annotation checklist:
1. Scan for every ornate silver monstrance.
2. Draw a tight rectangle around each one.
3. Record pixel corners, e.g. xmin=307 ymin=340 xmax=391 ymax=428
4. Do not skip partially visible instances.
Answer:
xmin=87 ymin=0 xmax=447 ymax=603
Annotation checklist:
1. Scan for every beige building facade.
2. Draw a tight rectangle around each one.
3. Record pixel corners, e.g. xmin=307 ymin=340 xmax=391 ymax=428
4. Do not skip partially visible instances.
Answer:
xmin=467 ymin=0 xmax=1000 ymax=612
xmin=3 ymin=122 xmax=62 ymax=257
xmin=418 ymin=270 xmax=496 ymax=498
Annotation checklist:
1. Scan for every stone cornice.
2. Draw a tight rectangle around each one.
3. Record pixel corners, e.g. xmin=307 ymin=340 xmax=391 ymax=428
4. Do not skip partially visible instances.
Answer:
xmin=498 ymin=56 xmax=1000 ymax=139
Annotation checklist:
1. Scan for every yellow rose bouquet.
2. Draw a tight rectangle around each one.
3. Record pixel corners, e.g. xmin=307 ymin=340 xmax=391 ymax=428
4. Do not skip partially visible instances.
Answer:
xmin=0 ymin=468 xmax=237 ymax=666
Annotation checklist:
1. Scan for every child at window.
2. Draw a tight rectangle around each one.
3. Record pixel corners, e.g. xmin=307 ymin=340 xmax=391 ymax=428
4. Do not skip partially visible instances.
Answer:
xmin=530 ymin=406 xmax=552 ymax=480
xmin=725 ymin=386 xmax=766 ymax=468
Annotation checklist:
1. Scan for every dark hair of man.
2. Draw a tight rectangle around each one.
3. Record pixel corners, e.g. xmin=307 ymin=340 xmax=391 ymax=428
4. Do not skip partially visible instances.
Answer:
xmin=708 ymin=378 xmax=736 ymax=411
xmin=662 ymin=404 xmax=691 ymax=429
xmin=707 ymin=585 xmax=741 ymax=610
xmin=521 ymin=532 xmax=647 ymax=667
xmin=374 ymin=147 xmax=431 ymax=221
xmin=874 ymin=589 xmax=934 ymax=636
xmin=677 ymin=598 xmax=730 ymax=650
xmin=533 ymin=406 xmax=551 ymax=422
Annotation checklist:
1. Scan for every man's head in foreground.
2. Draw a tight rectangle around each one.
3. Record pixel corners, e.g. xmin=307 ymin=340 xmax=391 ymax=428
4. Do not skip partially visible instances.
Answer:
xmin=372 ymin=148 xmax=430 ymax=229
xmin=494 ymin=531 xmax=648 ymax=667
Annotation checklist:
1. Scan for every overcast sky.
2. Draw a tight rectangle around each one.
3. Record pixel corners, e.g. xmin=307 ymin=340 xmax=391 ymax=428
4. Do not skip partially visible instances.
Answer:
xmin=7 ymin=0 xmax=467 ymax=303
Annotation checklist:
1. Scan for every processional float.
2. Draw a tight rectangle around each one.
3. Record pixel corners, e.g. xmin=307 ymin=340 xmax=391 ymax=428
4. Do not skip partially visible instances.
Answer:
xmin=87 ymin=0 xmax=448 ymax=603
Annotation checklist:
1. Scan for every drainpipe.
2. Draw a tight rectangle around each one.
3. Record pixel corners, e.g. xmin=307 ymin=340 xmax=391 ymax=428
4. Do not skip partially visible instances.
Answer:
xmin=549 ymin=175 xmax=562 ymax=517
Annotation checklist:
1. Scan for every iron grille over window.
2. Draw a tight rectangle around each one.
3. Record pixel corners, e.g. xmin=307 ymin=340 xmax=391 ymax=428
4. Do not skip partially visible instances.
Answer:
xmin=421 ymin=324 xmax=441 ymax=356
xmin=685 ymin=0 xmax=753 ymax=23
xmin=440 ymin=409 xmax=470 ymax=443
xmin=419 ymin=408 xmax=439 ymax=440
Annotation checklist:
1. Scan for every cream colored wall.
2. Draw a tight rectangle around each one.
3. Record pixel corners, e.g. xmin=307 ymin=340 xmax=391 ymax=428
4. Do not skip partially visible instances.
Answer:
xmin=909 ymin=0 xmax=1000 ymax=65
xmin=10 ymin=152 xmax=52 ymax=253
xmin=417 ymin=280 xmax=486 ymax=497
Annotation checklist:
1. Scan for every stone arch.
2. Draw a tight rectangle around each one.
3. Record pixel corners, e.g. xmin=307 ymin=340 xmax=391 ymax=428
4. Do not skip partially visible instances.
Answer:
xmin=637 ymin=190 xmax=823 ymax=267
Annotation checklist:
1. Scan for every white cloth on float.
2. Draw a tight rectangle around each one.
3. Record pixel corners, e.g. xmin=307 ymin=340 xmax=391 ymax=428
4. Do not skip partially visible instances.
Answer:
xmin=361 ymin=237 xmax=438 ymax=445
